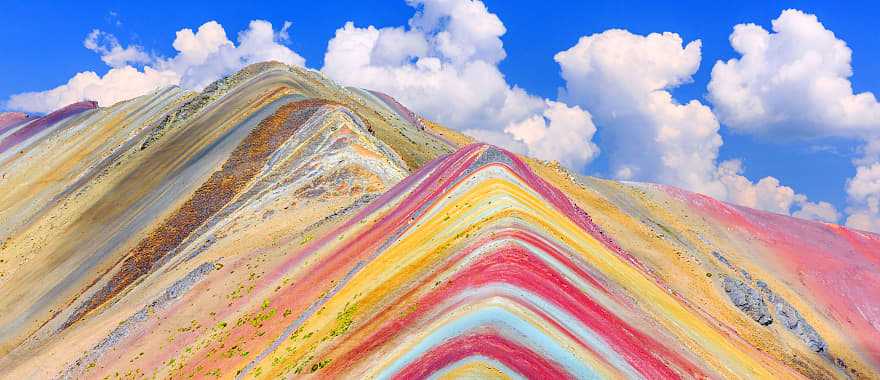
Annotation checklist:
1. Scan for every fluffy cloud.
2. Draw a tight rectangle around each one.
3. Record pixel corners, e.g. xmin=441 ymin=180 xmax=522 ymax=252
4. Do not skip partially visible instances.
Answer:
xmin=160 ymin=20 xmax=303 ymax=89
xmin=555 ymin=30 xmax=723 ymax=194
xmin=5 ymin=20 xmax=303 ymax=114
xmin=708 ymin=9 xmax=880 ymax=137
xmin=716 ymin=160 xmax=837 ymax=222
xmin=716 ymin=160 xmax=797 ymax=214
xmin=84 ymin=29 xmax=152 ymax=68
xmin=706 ymin=9 xmax=880 ymax=231
xmin=555 ymin=29 xmax=837 ymax=222
xmin=794 ymin=200 xmax=841 ymax=224
xmin=322 ymin=0 xmax=599 ymax=170
xmin=6 ymin=67 xmax=179 ymax=114
xmin=504 ymin=101 xmax=599 ymax=169
xmin=845 ymin=162 xmax=880 ymax=231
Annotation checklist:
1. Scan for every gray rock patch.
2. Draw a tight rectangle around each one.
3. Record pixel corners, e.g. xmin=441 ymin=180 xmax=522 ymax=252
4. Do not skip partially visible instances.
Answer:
xmin=722 ymin=276 xmax=773 ymax=325
xmin=713 ymin=251 xmax=733 ymax=269
xmin=772 ymin=294 xmax=827 ymax=352
xmin=754 ymin=280 xmax=827 ymax=353
xmin=756 ymin=280 xmax=770 ymax=293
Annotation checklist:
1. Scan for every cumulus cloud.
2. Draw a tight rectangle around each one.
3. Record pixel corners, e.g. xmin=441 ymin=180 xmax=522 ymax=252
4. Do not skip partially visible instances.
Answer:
xmin=505 ymin=101 xmax=600 ymax=169
xmin=846 ymin=162 xmax=880 ymax=231
xmin=794 ymin=201 xmax=842 ymax=224
xmin=5 ymin=20 xmax=303 ymax=114
xmin=6 ymin=67 xmax=180 ymax=115
xmin=84 ymin=29 xmax=152 ymax=68
xmin=322 ymin=0 xmax=599 ymax=170
xmin=555 ymin=30 xmax=724 ymax=194
xmin=555 ymin=28 xmax=837 ymax=222
xmin=716 ymin=160 xmax=838 ymax=222
xmin=160 ymin=20 xmax=305 ymax=89
xmin=708 ymin=9 xmax=880 ymax=137
xmin=716 ymin=160 xmax=797 ymax=214
xmin=706 ymin=9 xmax=880 ymax=230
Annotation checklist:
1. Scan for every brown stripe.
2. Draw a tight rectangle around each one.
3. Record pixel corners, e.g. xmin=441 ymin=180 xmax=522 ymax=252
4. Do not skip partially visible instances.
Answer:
xmin=63 ymin=98 xmax=333 ymax=329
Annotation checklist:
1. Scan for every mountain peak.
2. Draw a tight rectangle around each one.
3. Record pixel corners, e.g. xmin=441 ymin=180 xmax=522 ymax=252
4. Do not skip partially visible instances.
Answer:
xmin=1 ymin=62 xmax=877 ymax=379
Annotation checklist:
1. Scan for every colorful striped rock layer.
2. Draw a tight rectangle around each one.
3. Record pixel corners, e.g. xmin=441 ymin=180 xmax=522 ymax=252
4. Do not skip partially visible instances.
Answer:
xmin=0 ymin=62 xmax=878 ymax=379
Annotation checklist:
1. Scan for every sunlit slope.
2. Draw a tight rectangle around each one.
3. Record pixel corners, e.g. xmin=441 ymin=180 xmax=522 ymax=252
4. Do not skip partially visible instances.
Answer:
xmin=528 ymin=161 xmax=880 ymax=379
xmin=0 ymin=62 xmax=456 ymax=372
xmin=0 ymin=61 xmax=877 ymax=379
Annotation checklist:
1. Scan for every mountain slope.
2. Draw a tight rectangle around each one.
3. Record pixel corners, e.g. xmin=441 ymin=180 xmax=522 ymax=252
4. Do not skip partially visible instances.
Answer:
xmin=0 ymin=62 xmax=877 ymax=379
xmin=0 ymin=62 xmax=457 ymax=363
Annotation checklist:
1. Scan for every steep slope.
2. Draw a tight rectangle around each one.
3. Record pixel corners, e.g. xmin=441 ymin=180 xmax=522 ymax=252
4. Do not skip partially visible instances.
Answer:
xmin=526 ymin=161 xmax=880 ymax=379
xmin=0 ymin=62 xmax=878 ymax=379
xmin=0 ymin=62 xmax=458 ymax=373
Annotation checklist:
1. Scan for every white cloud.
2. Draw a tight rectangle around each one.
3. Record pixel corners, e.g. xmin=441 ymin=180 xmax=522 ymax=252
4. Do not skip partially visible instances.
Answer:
xmin=407 ymin=0 xmax=506 ymax=65
xmin=706 ymin=9 xmax=880 ymax=231
xmin=505 ymin=100 xmax=599 ymax=169
xmin=84 ymin=29 xmax=151 ymax=68
xmin=717 ymin=160 xmax=838 ymax=223
xmin=158 ymin=20 xmax=305 ymax=89
xmin=716 ymin=160 xmax=796 ymax=214
xmin=846 ymin=161 xmax=880 ymax=231
xmin=555 ymin=29 xmax=722 ymax=195
xmin=6 ymin=67 xmax=179 ymax=115
xmin=846 ymin=162 xmax=880 ymax=203
xmin=708 ymin=9 xmax=880 ymax=137
xmin=555 ymin=28 xmax=837 ymax=222
xmin=794 ymin=201 xmax=841 ymax=224
xmin=321 ymin=0 xmax=599 ymax=170
xmin=5 ymin=20 xmax=303 ymax=114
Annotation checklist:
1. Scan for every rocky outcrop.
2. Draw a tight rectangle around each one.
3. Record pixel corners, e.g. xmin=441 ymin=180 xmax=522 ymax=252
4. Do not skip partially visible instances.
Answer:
xmin=723 ymin=276 xmax=773 ymax=325
xmin=713 ymin=251 xmax=733 ymax=268
xmin=758 ymin=280 xmax=827 ymax=352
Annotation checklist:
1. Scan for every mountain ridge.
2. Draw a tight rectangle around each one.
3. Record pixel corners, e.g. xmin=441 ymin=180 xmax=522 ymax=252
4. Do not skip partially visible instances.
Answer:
xmin=0 ymin=62 xmax=877 ymax=379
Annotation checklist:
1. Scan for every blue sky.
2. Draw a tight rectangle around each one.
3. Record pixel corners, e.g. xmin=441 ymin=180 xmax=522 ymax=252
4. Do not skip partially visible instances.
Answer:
xmin=2 ymin=0 xmax=879 ymax=229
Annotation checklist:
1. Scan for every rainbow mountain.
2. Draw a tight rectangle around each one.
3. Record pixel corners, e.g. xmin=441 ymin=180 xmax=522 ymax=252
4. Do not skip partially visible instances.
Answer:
xmin=0 ymin=62 xmax=878 ymax=379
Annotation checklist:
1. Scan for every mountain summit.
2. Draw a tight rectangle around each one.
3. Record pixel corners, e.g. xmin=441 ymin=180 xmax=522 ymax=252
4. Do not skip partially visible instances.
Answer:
xmin=0 ymin=62 xmax=878 ymax=379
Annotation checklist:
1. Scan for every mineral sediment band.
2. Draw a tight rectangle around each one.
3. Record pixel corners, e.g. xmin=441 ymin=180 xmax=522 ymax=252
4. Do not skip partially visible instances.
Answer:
xmin=0 ymin=62 xmax=877 ymax=379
